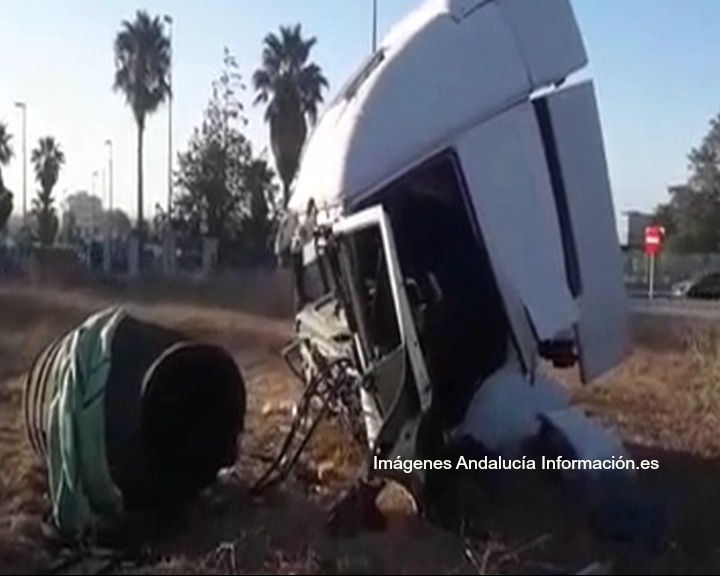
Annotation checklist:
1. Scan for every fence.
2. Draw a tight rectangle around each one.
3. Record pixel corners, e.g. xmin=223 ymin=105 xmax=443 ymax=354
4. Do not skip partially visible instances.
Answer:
xmin=110 ymin=267 xmax=296 ymax=318
xmin=624 ymin=250 xmax=720 ymax=289
xmin=29 ymin=244 xmax=720 ymax=316
xmin=10 ymin=246 xmax=294 ymax=318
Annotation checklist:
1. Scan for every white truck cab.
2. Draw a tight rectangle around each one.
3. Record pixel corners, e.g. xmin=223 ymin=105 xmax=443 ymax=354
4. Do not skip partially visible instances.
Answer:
xmin=280 ymin=0 xmax=632 ymax=516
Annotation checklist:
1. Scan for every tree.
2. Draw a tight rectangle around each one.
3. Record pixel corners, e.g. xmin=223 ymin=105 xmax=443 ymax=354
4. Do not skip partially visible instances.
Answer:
xmin=60 ymin=210 xmax=78 ymax=244
xmin=0 ymin=123 xmax=13 ymax=233
xmin=0 ymin=122 xmax=13 ymax=190
xmin=113 ymin=10 xmax=171 ymax=235
xmin=653 ymin=113 xmax=720 ymax=253
xmin=253 ymin=24 xmax=328 ymax=206
xmin=106 ymin=208 xmax=132 ymax=237
xmin=31 ymin=137 xmax=64 ymax=246
xmin=652 ymin=203 xmax=676 ymax=239
xmin=174 ymin=49 xmax=279 ymax=264
xmin=0 ymin=192 xmax=12 ymax=235
xmin=152 ymin=202 xmax=167 ymax=240
xmin=240 ymin=155 xmax=280 ymax=258
xmin=174 ymin=48 xmax=252 ymax=243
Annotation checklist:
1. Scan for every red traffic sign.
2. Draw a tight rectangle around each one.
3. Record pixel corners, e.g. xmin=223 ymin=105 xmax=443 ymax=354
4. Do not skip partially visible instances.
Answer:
xmin=644 ymin=226 xmax=663 ymax=255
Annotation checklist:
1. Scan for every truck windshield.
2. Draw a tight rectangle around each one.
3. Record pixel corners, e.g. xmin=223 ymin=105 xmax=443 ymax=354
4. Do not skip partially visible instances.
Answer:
xmin=340 ymin=225 xmax=402 ymax=361
xmin=302 ymin=240 xmax=336 ymax=304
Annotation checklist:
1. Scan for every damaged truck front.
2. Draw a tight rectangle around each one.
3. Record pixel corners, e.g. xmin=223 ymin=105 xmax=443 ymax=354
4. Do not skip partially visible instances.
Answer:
xmin=277 ymin=0 xmax=636 ymax=536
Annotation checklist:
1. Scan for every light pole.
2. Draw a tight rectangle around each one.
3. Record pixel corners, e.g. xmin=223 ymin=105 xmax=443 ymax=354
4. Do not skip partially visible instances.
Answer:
xmin=164 ymin=14 xmax=173 ymax=225
xmin=372 ymin=0 xmax=378 ymax=52
xmin=13 ymin=102 xmax=26 ymax=225
xmin=105 ymin=139 xmax=113 ymax=212
xmin=92 ymin=170 xmax=99 ymax=198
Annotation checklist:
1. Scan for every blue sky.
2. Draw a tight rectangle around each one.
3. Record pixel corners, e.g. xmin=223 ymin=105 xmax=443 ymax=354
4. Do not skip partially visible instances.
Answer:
xmin=1 ymin=0 xmax=719 ymax=223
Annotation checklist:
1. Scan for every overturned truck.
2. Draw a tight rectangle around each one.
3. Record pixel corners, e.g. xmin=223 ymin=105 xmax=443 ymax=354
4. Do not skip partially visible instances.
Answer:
xmin=275 ymin=0 xmax=642 ymax=536
xmin=22 ymin=0 xmax=644 ymax=550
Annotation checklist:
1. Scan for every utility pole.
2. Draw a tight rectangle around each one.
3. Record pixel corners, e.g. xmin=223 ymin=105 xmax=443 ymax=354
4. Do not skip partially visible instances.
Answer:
xmin=372 ymin=0 xmax=378 ymax=52
xmin=105 ymin=139 xmax=113 ymax=212
xmin=164 ymin=15 xmax=173 ymax=224
xmin=14 ymin=102 xmax=26 ymax=225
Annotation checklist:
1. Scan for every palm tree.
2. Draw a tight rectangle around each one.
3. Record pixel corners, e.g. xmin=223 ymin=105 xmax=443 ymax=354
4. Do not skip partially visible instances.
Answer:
xmin=0 ymin=123 xmax=13 ymax=233
xmin=245 ymin=156 xmax=278 ymax=256
xmin=0 ymin=192 xmax=12 ymax=234
xmin=31 ymin=137 xmax=65 ymax=246
xmin=0 ymin=122 xmax=13 ymax=184
xmin=253 ymin=24 xmax=328 ymax=207
xmin=113 ymin=10 xmax=171 ymax=235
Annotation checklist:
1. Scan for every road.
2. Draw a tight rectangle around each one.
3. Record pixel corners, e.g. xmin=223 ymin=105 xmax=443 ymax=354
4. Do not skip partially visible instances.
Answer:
xmin=631 ymin=297 xmax=720 ymax=321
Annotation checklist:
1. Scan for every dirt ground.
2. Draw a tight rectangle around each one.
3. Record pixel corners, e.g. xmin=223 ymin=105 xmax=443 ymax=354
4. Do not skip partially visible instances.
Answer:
xmin=2 ymin=281 xmax=720 ymax=575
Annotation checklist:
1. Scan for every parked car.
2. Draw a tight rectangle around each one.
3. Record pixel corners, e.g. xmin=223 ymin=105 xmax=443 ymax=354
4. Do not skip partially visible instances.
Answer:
xmin=672 ymin=271 xmax=720 ymax=299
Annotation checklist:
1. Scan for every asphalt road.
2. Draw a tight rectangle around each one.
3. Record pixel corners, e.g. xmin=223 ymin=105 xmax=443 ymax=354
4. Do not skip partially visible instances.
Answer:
xmin=631 ymin=297 xmax=720 ymax=321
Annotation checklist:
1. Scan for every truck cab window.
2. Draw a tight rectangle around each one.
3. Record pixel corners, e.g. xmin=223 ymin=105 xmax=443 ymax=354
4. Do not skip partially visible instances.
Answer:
xmin=341 ymin=226 xmax=401 ymax=360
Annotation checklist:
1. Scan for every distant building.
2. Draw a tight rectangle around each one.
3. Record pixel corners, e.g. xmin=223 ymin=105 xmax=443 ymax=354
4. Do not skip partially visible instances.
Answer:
xmin=668 ymin=184 xmax=691 ymax=197
xmin=623 ymin=210 xmax=652 ymax=250
xmin=64 ymin=191 xmax=104 ymax=240
xmin=616 ymin=214 xmax=628 ymax=248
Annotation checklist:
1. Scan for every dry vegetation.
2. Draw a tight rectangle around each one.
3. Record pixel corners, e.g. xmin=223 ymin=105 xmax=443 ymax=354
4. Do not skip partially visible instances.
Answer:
xmin=2 ymin=279 xmax=720 ymax=574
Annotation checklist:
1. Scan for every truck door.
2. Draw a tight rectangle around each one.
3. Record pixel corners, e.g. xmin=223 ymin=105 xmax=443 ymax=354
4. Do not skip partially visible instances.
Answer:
xmin=532 ymin=81 xmax=630 ymax=381
xmin=456 ymin=81 xmax=629 ymax=383
xmin=332 ymin=206 xmax=432 ymax=478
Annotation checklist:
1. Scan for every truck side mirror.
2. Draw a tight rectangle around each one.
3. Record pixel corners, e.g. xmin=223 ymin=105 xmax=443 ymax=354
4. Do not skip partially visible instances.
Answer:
xmin=538 ymin=339 xmax=578 ymax=368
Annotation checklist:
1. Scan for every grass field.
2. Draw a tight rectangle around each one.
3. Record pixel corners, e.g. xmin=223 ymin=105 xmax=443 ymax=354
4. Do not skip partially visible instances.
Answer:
xmin=2 ymin=281 xmax=720 ymax=575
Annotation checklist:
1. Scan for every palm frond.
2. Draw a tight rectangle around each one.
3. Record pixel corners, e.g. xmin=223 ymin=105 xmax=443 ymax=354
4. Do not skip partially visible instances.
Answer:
xmin=0 ymin=123 xmax=14 ymax=166
xmin=252 ymin=23 xmax=329 ymax=205
xmin=113 ymin=10 xmax=171 ymax=123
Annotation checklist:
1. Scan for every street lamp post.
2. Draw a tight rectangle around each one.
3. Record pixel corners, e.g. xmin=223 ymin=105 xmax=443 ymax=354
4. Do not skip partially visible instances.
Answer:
xmin=104 ymin=139 xmax=114 ymax=268
xmin=13 ymin=102 xmax=26 ymax=225
xmin=164 ymin=15 xmax=173 ymax=225
xmin=372 ymin=0 xmax=378 ymax=52
xmin=105 ymin=139 xmax=113 ymax=212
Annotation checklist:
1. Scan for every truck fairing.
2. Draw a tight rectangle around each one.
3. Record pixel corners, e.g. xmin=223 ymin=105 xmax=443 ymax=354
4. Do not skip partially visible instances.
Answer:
xmin=290 ymin=0 xmax=586 ymax=213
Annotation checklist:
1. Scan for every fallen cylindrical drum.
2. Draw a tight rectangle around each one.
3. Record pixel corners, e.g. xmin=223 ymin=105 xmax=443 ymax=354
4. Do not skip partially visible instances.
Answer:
xmin=23 ymin=307 xmax=246 ymax=538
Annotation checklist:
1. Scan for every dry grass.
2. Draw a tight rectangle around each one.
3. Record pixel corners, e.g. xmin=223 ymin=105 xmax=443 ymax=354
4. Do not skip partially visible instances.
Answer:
xmin=559 ymin=318 xmax=720 ymax=458
xmin=0 ymin=284 xmax=469 ymax=575
xmin=3 ymin=283 xmax=720 ymax=574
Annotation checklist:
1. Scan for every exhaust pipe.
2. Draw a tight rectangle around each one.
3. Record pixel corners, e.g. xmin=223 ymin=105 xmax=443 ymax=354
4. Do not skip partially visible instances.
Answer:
xmin=23 ymin=308 xmax=245 ymax=536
